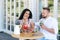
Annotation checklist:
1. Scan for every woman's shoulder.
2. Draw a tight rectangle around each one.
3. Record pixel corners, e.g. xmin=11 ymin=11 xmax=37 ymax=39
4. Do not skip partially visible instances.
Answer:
xmin=15 ymin=19 xmax=22 ymax=25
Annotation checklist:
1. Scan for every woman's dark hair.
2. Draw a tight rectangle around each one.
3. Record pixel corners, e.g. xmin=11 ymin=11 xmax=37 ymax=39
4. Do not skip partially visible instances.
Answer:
xmin=19 ymin=9 xmax=32 ymax=20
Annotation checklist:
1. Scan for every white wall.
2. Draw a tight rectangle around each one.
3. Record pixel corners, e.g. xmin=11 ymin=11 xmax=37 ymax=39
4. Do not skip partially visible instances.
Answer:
xmin=28 ymin=0 xmax=36 ymax=21
xmin=53 ymin=0 xmax=58 ymax=19
xmin=0 ymin=0 xmax=4 ymax=32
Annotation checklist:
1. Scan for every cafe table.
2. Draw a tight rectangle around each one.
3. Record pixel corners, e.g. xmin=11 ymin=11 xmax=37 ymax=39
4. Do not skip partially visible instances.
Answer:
xmin=11 ymin=32 xmax=44 ymax=40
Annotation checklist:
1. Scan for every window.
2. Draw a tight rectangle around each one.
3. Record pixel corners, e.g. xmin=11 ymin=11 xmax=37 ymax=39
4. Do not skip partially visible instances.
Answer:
xmin=8 ymin=7 xmax=10 ymax=11
xmin=8 ymin=7 xmax=10 ymax=9
xmin=12 ymin=13 xmax=14 ymax=16
xmin=12 ymin=5 xmax=14 ymax=9
xmin=20 ymin=0 xmax=24 ymax=13
xmin=21 ymin=1 xmax=24 ymax=7
xmin=16 ymin=2 xmax=18 ymax=7
xmin=8 ymin=0 xmax=10 ymax=2
xmin=16 ymin=13 xmax=19 ymax=17
xmin=11 ymin=20 xmax=14 ymax=24
xmin=12 ymin=0 xmax=14 ymax=2
xmin=11 ymin=25 xmax=14 ymax=32
xmin=8 ymin=25 xmax=10 ymax=30
xmin=8 ymin=17 xmax=10 ymax=23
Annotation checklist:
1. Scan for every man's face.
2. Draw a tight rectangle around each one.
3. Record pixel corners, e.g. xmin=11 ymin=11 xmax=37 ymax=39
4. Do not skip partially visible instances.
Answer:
xmin=42 ymin=10 xmax=49 ymax=18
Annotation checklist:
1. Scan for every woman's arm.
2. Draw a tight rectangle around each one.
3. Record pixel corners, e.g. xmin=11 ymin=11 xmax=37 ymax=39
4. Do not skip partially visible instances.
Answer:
xmin=30 ymin=22 xmax=35 ymax=29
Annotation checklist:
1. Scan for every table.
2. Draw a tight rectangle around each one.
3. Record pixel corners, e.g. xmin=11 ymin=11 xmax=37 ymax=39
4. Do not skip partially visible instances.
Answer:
xmin=11 ymin=32 xmax=44 ymax=40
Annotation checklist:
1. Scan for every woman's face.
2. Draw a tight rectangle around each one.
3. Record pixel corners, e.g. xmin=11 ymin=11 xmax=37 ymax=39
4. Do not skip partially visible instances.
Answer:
xmin=23 ymin=11 xmax=30 ymax=19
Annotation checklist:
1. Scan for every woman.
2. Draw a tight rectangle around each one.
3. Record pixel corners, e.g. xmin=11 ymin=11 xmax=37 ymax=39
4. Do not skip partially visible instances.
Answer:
xmin=19 ymin=8 xmax=34 ymax=33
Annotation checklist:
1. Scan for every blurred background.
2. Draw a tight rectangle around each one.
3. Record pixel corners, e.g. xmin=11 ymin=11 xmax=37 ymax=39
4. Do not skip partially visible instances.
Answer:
xmin=0 ymin=0 xmax=60 ymax=40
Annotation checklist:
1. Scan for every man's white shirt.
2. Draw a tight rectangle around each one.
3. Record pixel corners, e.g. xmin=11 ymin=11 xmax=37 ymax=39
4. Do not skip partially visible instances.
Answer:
xmin=37 ymin=16 xmax=58 ymax=40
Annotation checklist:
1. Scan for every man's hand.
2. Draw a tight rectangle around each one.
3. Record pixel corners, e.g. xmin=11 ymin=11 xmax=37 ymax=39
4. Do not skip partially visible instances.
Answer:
xmin=40 ymin=24 xmax=46 ymax=30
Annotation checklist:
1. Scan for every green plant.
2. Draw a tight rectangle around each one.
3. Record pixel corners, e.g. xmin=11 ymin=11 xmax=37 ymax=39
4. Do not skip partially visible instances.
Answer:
xmin=48 ymin=0 xmax=53 ymax=7
xmin=58 ymin=17 xmax=60 ymax=34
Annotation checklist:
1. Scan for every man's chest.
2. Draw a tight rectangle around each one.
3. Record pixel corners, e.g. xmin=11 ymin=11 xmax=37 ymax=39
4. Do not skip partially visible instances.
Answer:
xmin=43 ymin=19 xmax=53 ymax=28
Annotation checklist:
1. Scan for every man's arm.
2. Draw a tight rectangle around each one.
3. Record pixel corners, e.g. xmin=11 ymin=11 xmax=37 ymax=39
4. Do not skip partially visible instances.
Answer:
xmin=41 ymin=24 xmax=55 ymax=34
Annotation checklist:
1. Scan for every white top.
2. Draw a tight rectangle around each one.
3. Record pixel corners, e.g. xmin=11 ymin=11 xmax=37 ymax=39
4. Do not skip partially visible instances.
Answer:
xmin=36 ymin=16 xmax=58 ymax=39
xmin=19 ymin=19 xmax=34 ymax=27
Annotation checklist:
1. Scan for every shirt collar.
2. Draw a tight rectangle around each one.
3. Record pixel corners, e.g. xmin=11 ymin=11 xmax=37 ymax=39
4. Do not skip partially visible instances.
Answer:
xmin=42 ymin=16 xmax=51 ymax=21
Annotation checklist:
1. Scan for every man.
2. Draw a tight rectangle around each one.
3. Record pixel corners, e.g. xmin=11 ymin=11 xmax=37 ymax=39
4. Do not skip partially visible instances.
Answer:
xmin=37 ymin=7 xmax=58 ymax=40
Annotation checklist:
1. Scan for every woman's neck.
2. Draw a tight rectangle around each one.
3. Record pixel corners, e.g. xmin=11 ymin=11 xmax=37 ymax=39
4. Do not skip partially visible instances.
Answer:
xmin=23 ymin=18 xmax=28 ymax=22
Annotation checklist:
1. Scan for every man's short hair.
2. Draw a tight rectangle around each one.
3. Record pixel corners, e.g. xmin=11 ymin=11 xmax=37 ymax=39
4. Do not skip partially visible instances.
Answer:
xmin=43 ymin=7 xmax=50 ymax=12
